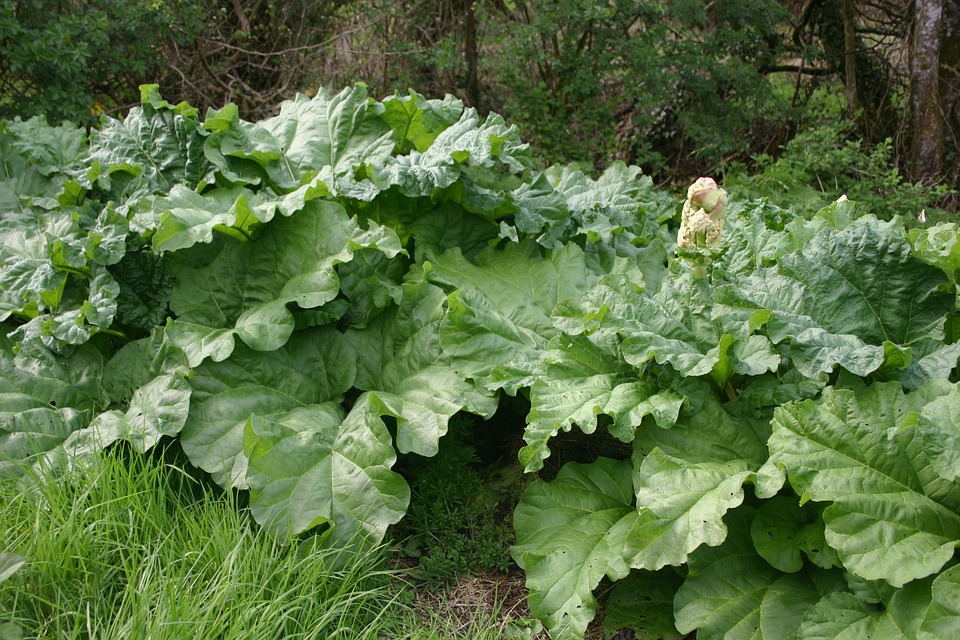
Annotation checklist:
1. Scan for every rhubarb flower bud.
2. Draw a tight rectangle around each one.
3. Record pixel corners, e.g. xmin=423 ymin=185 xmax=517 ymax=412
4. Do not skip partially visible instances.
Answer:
xmin=678 ymin=177 xmax=727 ymax=249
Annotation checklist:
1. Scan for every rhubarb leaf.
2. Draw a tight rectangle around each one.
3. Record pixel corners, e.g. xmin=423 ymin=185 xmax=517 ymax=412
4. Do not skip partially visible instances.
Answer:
xmin=179 ymin=327 xmax=355 ymax=488
xmin=758 ymin=382 xmax=960 ymax=587
xmin=242 ymin=393 xmax=409 ymax=544
xmin=511 ymin=458 xmax=640 ymax=640
xmin=347 ymin=274 xmax=497 ymax=457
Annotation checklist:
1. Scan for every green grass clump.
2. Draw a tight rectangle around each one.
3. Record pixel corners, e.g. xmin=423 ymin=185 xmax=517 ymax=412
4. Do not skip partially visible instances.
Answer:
xmin=0 ymin=445 xmax=407 ymax=639
xmin=0 ymin=444 xmax=539 ymax=640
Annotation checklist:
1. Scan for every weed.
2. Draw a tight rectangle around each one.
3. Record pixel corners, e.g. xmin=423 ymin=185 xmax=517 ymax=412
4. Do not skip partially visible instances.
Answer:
xmin=391 ymin=415 xmax=518 ymax=588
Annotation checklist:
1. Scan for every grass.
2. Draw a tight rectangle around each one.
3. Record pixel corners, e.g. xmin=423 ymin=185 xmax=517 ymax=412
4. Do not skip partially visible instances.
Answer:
xmin=0 ymin=444 xmax=539 ymax=640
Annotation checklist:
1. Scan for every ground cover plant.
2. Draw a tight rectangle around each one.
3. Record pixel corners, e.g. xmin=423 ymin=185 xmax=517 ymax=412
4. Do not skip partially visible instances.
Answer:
xmin=0 ymin=443 xmax=541 ymax=639
xmin=2 ymin=85 xmax=960 ymax=639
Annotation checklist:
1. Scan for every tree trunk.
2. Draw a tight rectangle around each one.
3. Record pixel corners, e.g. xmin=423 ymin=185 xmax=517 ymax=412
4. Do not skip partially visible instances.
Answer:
xmin=910 ymin=0 xmax=945 ymax=183
xmin=842 ymin=0 xmax=858 ymax=117
xmin=463 ymin=0 xmax=480 ymax=108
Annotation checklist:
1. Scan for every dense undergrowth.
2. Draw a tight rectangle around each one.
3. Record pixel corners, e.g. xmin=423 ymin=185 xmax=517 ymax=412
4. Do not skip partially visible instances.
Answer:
xmin=2 ymin=85 xmax=960 ymax=639
xmin=0 ymin=443 xmax=541 ymax=639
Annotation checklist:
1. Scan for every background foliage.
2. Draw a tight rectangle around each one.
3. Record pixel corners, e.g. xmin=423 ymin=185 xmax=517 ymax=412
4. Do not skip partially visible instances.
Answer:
xmin=1 ymin=0 xmax=957 ymax=204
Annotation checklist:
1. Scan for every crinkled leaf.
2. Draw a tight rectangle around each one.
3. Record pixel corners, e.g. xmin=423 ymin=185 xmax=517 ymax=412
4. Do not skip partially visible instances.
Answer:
xmin=242 ymin=393 xmax=410 ymax=544
xmin=916 ymin=383 xmax=960 ymax=482
xmin=674 ymin=508 xmax=843 ymax=640
xmin=381 ymin=89 xmax=464 ymax=153
xmin=725 ymin=368 xmax=827 ymax=421
xmin=203 ymin=85 xmax=394 ymax=191
xmin=372 ymin=108 xmax=529 ymax=205
xmin=716 ymin=217 xmax=953 ymax=378
xmin=145 ymin=185 xmax=275 ymax=251
xmin=85 ymin=205 xmax=128 ymax=266
xmin=544 ymin=162 xmax=655 ymax=245
xmin=2 ymin=205 xmax=124 ymax=347
xmin=898 ymin=338 xmax=960 ymax=390
xmin=335 ymin=248 xmax=405 ymax=327
xmin=429 ymin=241 xmax=594 ymax=395
xmin=521 ymin=332 xmax=683 ymax=472
xmin=625 ymin=448 xmax=753 ymax=571
xmin=168 ymin=200 xmax=401 ymax=366
xmin=0 ymin=338 xmax=106 ymax=473
xmin=716 ymin=202 xmax=796 ymax=280
xmin=108 ymin=248 xmax=174 ymax=332
xmin=7 ymin=116 xmax=86 ymax=177
xmin=580 ymin=271 xmax=778 ymax=384
xmin=615 ymin=392 xmax=768 ymax=572
xmin=759 ymin=572 xmax=848 ymax=640
xmin=758 ymin=382 xmax=960 ymax=587
xmin=509 ymin=172 xmax=573 ymax=248
xmin=179 ymin=327 xmax=356 ymax=488
xmin=84 ymin=91 xmax=208 ymax=200
xmin=511 ymin=458 xmax=641 ymax=640
xmin=347 ymin=275 xmax=496 ymax=456
xmin=633 ymin=383 xmax=771 ymax=467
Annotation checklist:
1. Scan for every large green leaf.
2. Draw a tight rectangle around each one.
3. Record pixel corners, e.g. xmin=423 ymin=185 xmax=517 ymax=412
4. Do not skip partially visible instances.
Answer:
xmin=347 ymin=274 xmax=496 ymax=456
xmin=6 ymin=115 xmax=87 ymax=177
xmin=716 ymin=217 xmax=954 ymax=378
xmin=1 ymin=201 xmax=127 ymax=349
xmin=56 ymin=369 xmax=191 ymax=467
xmin=84 ymin=85 xmax=208 ymax=202
xmin=511 ymin=458 xmax=641 ymax=640
xmin=380 ymin=89 xmax=464 ymax=153
xmin=907 ymin=221 xmax=960 ymax=286
xmin=203 ymin=85 xmax=394 ymax=191
xmin=915 ymin=382 xmax=960 ymax=482
xmin=797 ymin=583 xmax=933 ymax=640
xmin=716 ymin=200 xmax=797 ymax=280
xmin=43 ymin=327 xmax=194 ymax=465
xmin=574 ymin=269 xmax=779 ymax=385
xmin=758 ymin=382 xmax=960 ymax=587
xmin=623 ymin=394 xmax=768 ymax=571
xmin=674 ymin=507 xmax=846 ymax=640
xmin=144 ymin=185 xmax=274 ymax=251
xmin=521 ymin=332 xmax=683 ymax=472
xmin=428 ymin=241 xmax=594 ymax=395
xmin=167 ymin=200 xmax=402 ymax=366
xmin=540 ymin=162 xmax=656 ymax=246
xmin=0 ymin=337 xmax=106 ymax=473
xmin=371 ymin=108 xmax=529 ymax=212
xmin=242 ymin=393 xmax=410 ymax=544
xmin=179 ymin=327 xmax=356 ymax=488
xmin=918 ymin=564 xmax=960 ymax=640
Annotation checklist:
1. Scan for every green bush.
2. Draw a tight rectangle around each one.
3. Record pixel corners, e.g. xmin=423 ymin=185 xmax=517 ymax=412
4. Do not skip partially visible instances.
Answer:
xmin=0 ymin=0 xmax=188 ymax=123
xmin=723 ymin=122 xmax=954 ymax=223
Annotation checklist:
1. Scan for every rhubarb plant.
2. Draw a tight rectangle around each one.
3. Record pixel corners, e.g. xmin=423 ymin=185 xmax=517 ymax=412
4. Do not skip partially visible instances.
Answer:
xmin=2 ymin=85 xmax=959 ymax=639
